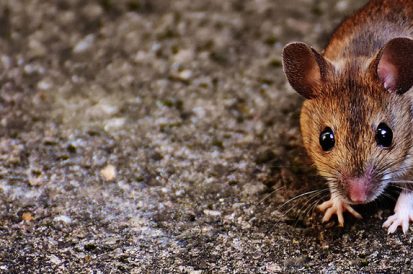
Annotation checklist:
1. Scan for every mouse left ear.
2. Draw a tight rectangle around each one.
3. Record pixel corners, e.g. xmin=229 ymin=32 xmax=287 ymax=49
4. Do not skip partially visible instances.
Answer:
xmin=373 ymin=37 xmax=413 ymax=94
xmin=282 ymin=42 xmax=333 ymax=99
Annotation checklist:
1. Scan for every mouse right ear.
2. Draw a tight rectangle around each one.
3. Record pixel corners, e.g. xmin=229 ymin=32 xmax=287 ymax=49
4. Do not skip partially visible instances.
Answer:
xmin=282 ymin=42 xmax=332 ymax=99
xmin=375 ymin=37 xmax=413 ymax=94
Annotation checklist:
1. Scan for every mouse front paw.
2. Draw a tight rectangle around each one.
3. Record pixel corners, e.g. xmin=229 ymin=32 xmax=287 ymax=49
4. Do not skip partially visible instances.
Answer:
xmin=317 ymin=196 xmax=362 ymax=227
xmin=382 ymin=191 xmax=413 ymax=234
xmin=382 ymin=212 xmax=413 ymax=234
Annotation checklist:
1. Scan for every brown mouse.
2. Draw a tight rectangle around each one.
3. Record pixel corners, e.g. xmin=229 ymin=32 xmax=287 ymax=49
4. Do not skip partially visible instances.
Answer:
xmin=282 ymin=0 xmax=413 ymax=233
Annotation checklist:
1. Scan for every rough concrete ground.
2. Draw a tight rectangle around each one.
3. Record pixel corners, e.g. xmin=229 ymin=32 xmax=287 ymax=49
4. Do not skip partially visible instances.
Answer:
xmin=0 ymin=0 xmax=412 ymax=273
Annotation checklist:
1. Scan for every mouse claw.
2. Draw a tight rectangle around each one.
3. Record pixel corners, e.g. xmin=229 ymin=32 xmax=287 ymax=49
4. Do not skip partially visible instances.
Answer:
xmin=343 ymin=203 xmax=363 ymax=220
xmin=382 ymin=213 xmax=413 ymax=234
xmin=317 ymin=197 xmax=362 ymax=227
xmin=382 ymin=191 xmax=413 ymax=234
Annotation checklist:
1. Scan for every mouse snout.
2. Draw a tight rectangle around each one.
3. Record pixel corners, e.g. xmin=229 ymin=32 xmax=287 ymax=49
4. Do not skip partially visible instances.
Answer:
xmin=347 ymin=177 xmax=369 ymax=204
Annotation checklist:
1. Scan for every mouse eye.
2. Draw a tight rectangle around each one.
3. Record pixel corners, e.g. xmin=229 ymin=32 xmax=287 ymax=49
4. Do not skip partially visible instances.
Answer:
xmin=319 ymin=127 xmax=335 ymax=151
xmin=376 ymin=122 xmax=393 ymax=147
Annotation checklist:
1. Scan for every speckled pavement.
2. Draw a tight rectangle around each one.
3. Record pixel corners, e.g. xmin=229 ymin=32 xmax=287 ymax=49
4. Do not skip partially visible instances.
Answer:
xmin=0 ymin=0 xmax=412 ymax=273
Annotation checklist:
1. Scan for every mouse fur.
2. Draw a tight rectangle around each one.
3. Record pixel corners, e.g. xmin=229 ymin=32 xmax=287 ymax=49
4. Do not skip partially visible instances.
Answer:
xmin=282 ymin=0 xmax=413 ymax=233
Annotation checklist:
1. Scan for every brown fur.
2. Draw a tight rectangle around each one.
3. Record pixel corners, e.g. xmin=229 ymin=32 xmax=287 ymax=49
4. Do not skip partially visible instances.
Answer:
xmin=283 ymin=0 xmax=413 ymax=203
xmin=300 ymin=68 xmax=413 ymax=202
xmin=324 ymin=0 xmax=413 ymax=61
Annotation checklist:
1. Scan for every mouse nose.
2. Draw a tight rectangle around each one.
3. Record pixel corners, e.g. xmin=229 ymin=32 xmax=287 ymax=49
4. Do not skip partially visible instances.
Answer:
xmin=347 ymin=177 xmax=368 ymax=204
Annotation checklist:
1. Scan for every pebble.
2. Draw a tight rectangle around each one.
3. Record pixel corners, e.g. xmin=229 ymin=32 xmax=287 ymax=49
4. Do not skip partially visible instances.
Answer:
xmin=22 ymin=212 xmax=33 ymax=222
xmin=101 ymin=165 xmax=117 ymax=181
xmin=104 ymin=117 xmax=126 ymax=131
xmin=173 ymin=49 xmax=195 ymax=64
xmin=73 ymin=34 xmax=95 ymax=54
xmin=37 ymin=80 xmax=52 ymax=90
xmin=178 ymin=69 xmax=193 ymax=81
xmin=203 ymin=209 xmax=221 ymax=217
xmin=242 ymin=183 xmax=266 ymax=196
xmin=265 ymin=262 xmax=283 ymax=273
xmin=49 ymin=255 xmax=62 ymax=265
xmin=335 ymin=0 xmax=349 ymax=12
xmin=54 ymin=215 xmax=73 ymax=224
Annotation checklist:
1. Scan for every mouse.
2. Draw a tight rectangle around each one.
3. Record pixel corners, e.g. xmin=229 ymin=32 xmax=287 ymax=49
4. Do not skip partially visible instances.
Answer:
xmin=282 ymin=0 xmax=413 ymax=234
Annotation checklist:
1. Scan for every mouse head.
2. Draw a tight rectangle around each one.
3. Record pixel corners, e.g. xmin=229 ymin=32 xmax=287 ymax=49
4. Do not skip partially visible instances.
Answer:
xmin=283 ymin=38 xmax=413 ymax=204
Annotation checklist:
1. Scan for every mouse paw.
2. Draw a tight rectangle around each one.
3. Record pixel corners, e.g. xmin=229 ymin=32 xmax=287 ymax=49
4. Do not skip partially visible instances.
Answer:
xmin=382 ymin=191 xmax=413 ymax=234
xmin=317 ymin=197 xmax=362 ymax=227
xmin=382 ymin=212 xmax=413 ymax=234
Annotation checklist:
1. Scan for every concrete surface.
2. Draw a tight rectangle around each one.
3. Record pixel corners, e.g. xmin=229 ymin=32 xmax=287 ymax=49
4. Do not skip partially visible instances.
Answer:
xmin=0 ymin=0 xmax=412 ymax=273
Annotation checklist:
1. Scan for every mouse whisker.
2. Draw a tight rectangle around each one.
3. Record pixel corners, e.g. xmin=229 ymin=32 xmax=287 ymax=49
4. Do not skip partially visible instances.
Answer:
xmin=281 ymin=190 xmax=330 ymax=228
xmin=389 ymin=186 xmax=410 ymax=193
xmin=374 ymin=159 xmax=404 ymax=175
xmin=257 ymin=185 xmax=288 ymax=204
xmin=376 ymin=163 xmax=412 ymax=178
xmin=277 ymin=188 xmax=329 ymax=211
xmin=379 ymin=192 xmax=397 ymax=202
xmin=285 ymin=189 xmax=327 ymax=217
xmin=298 ymin=192 xmax=330 ymax=221
xmin=390 ymin=180 xmax=413 ymax=184
xmin=310 ymin=157 xmax=342 ymax=175
xmin=374 ymin=152 xmax=408 ymax=171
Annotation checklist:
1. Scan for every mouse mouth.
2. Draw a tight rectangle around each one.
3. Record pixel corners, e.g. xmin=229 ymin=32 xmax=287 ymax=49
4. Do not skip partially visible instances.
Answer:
xmin=332 ymin=170 xmax=385 ymax=205
xmin=340 ymin=175 xmax=389 ymax=205
xmin=322 ymin=162 xmax=398 ymax=205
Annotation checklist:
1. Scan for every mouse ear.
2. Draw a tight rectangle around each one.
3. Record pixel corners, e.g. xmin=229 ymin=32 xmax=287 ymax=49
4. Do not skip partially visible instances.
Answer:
xmin=282 ymin=42 xmax=332 ymax=99
xmin=375 ymin=37 xmax=413 ymax=94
